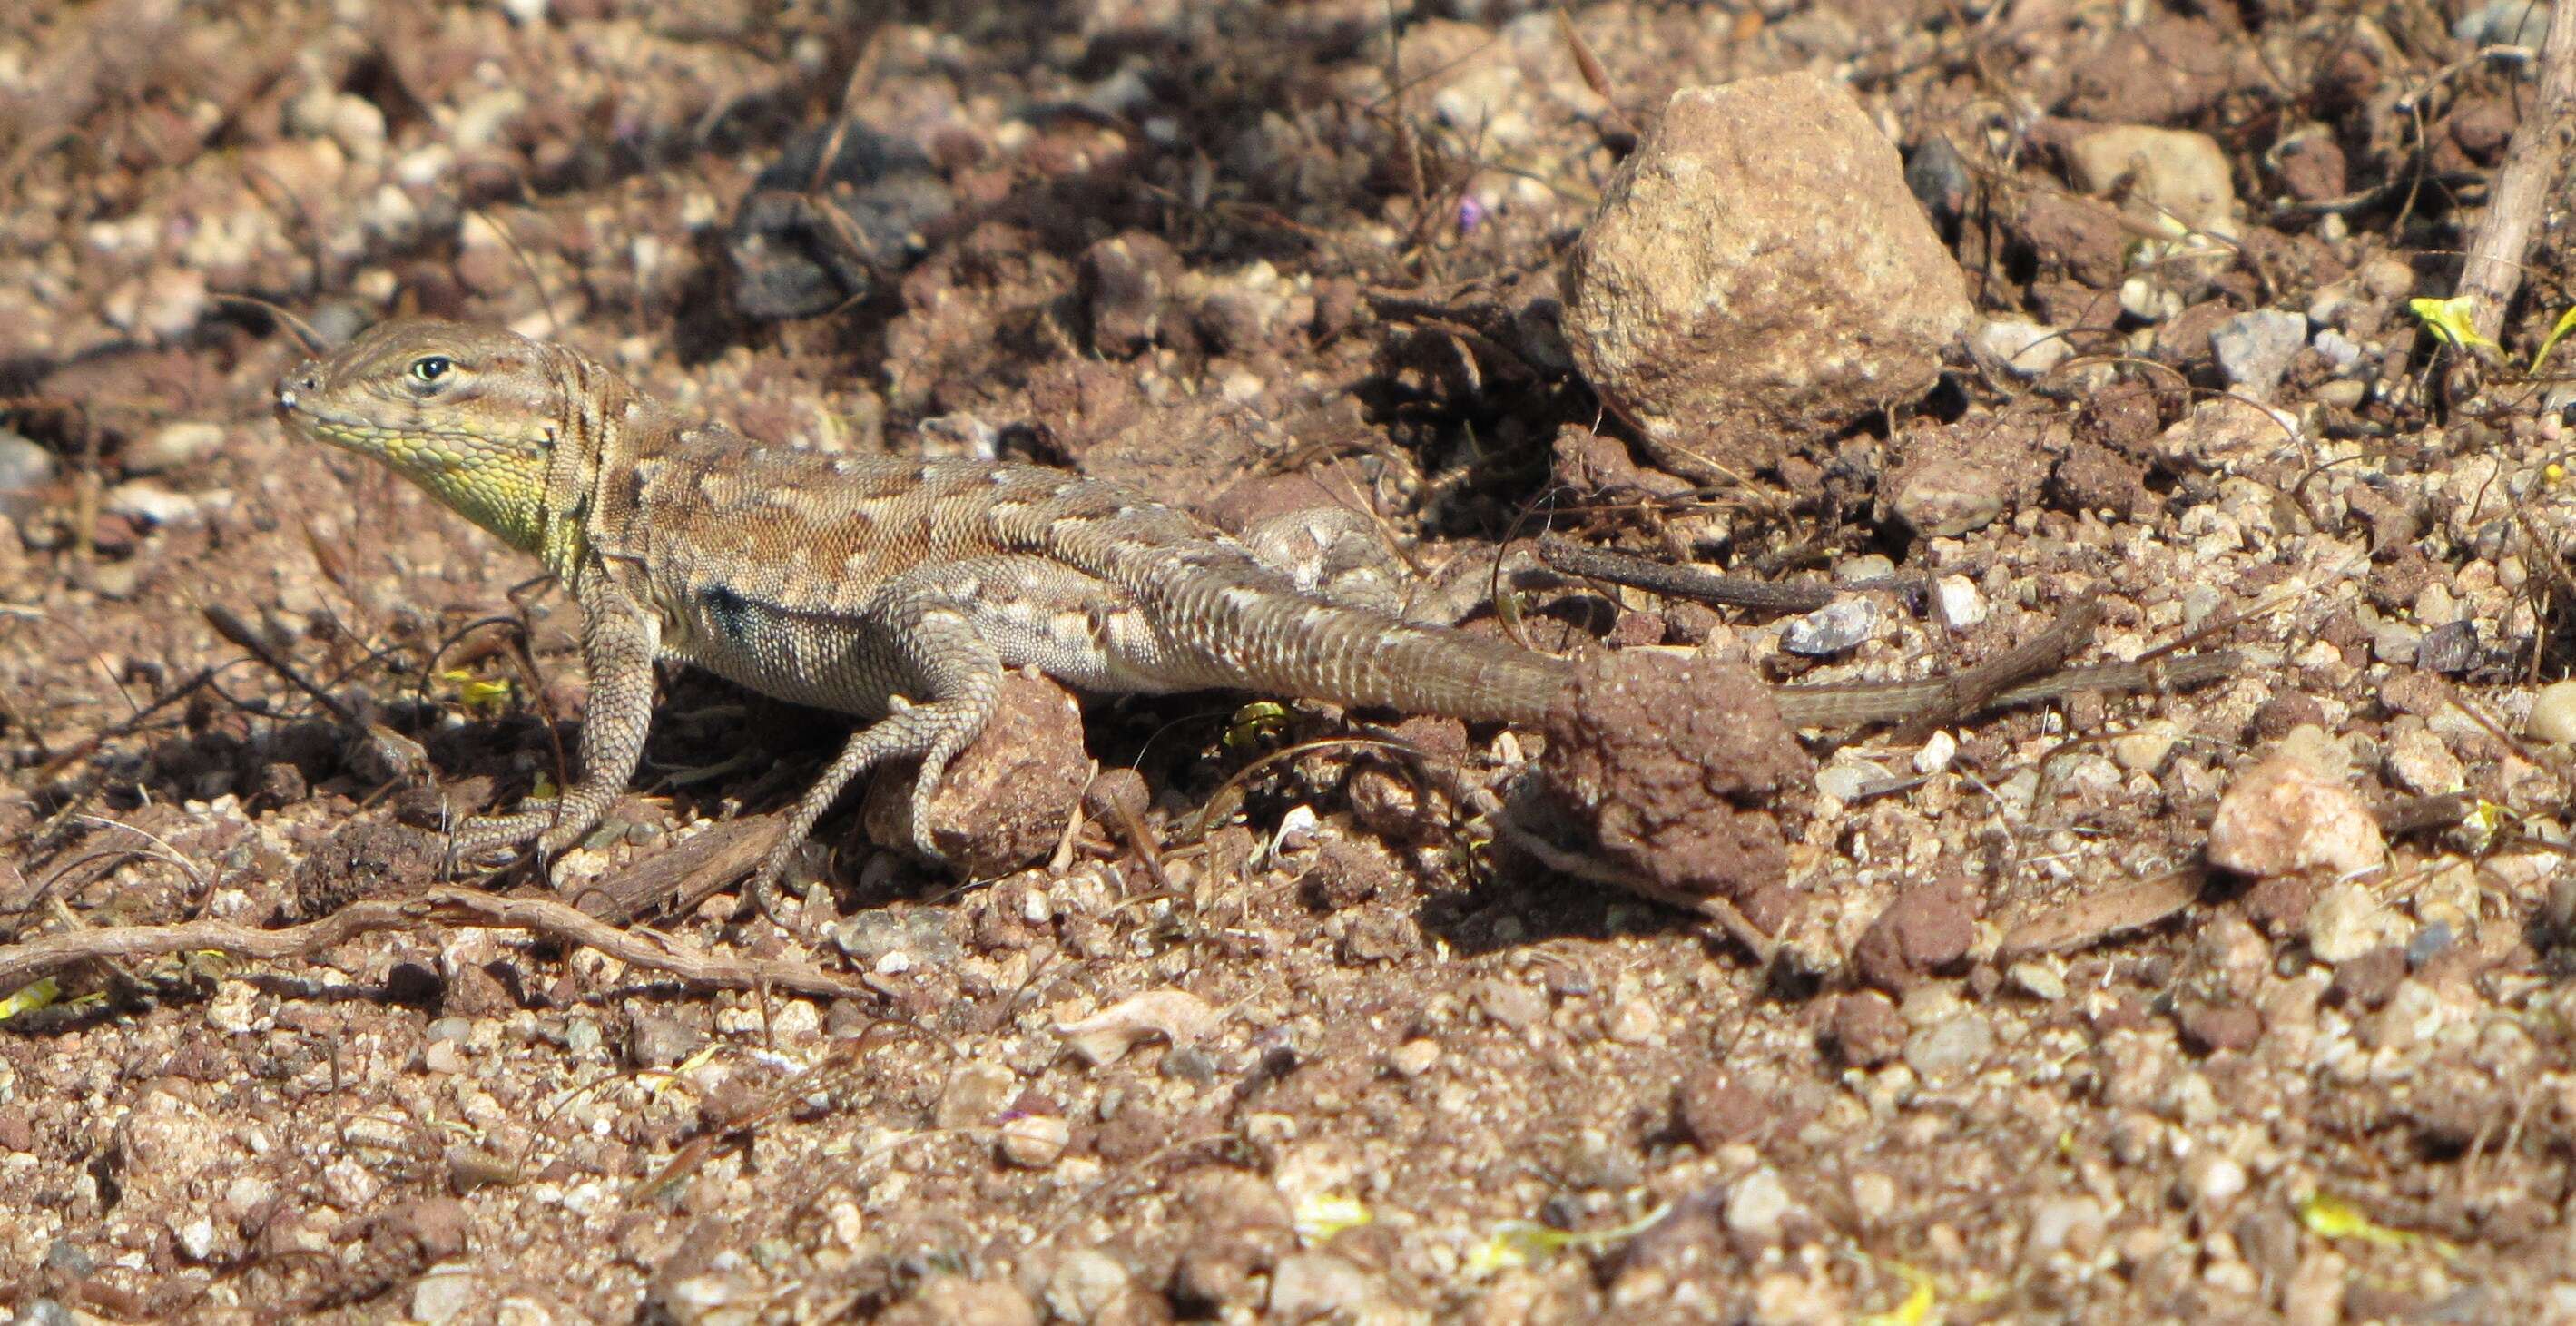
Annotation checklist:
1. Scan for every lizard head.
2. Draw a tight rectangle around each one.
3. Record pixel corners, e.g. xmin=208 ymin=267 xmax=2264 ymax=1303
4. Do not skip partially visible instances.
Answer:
xmin=277 ymin=319 xmax=571 ymax=555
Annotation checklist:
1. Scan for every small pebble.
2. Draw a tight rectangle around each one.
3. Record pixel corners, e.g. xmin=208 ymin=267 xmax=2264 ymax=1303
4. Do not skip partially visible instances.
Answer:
xmin=2207 ymin=750 xmax=2385 ymax=879
xmin=1044 ymin=1250 xmax=1137 ymax=1325
xmin=2417 ymin=621 xmax=2480 ymax=674
xmin=1850 ymin=1172 xmax=1898 ymax=1223
xmin=1975 ymin=318 xmax=2071 ymax=378
xmin=1602 ymin=1000 xmax=1660 ymax=1045
xmin=1905 ymin=135 xmax=1972 ymax=221
xmin=1724 ymin=1168 xmax=1794 ymax=1243
xmin=2306 ymin=881 xmax=2401 ymax=965
xmin=104 ymin=480 xmax=218 ymax=528
xmin=1912 ymin=729 xmax=1958 ymax=775
xmin=2110 ymin=720 xmax=2179 ymax=773
xmin=937 ymin=1063 xmax=1018 ymax=1130
xmin=2021 ymin=1196 xmax=2105 ymax=1262
xmin=2312 ymin=329 xmax=2365 ymax=374
xmin=2453 ymin=0 xmax=2549 ymax=44
xmin=1783 ymin=598 xmax=1879 ymax=655
xmin=2529 ymin=680 xmax=2576 ymax=743
xmin=2121 ymin=276 xmax=2184 ymax=322
xmin=1471 ymin=978 xmax=1549 ymax=1031
xmin=2069 ymin=124 xmax=2240 ymax=237
xmin=2405 ymin=920 xmax=2454 ymax=968
xmin=1835 ymin=554 xmax=1900 ymax=582
xmin=0 ymin=430 xmax=56 ymax=502
xmin=999 ymin=1113 xmax=1071 ymax=1168
xmin=2007 ymin=960 xmax=2067 ymax=1001
xmin=2211 ymin=309 xmax=2308 ymax=398
xmin=1268 ymin=1253 xmax=1381 ymax=1322
xmin=174 ymin=1216 xmax=217 ymax=1262
xmin=628 ymin=1012 xmax=701 ymax=1069
xmin=2382 ymin=727 xmax=2464 ymax=796
xmin=1814 ymin=754 xmax=1890 ymax=803
xmin=124 ymin=422 xmax=224 ymax=474
xmin=1387 ymin=1038 xmax=1440 ymax=1076
xmin=2183 ymin=1152 xmax=2247 ymax=1210
xmin=409 ymin=1267 xmax=477 ymax=1324
xmin=1890 ymin=457 xmax=2007 ymax=536
xmin=2359 ymin=256 xmax=2416 ymax=299
xmin=1902 ymin=1010 xmax=1993 ymax=1080
xmin=1935 ymin=575 xmax=1987 ymax=629
xmin=833 ymin=908 xmax=959 ymax=968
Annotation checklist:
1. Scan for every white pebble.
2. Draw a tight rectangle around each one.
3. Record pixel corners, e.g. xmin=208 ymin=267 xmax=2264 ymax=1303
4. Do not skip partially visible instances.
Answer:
xmin=1724 ymin=1167 xmax=1793 ymax=1243
xmin=2529 ymin=680 xmax=2576 ymax=744
xmin=1934 ymin=575 xmax=1986 ymax=628
xmin=2306 ymin=880 xmax=2400 ymax=965
xmin=2207 ymin=750 xmax=2384 ymax=879
xmin=1975 ymin=318 xmax=2070 ymax=378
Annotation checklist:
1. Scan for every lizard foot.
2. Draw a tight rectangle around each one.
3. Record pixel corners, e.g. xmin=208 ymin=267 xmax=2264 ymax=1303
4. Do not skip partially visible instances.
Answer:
xmin=444 ymin=802 xmax=566 ymax=881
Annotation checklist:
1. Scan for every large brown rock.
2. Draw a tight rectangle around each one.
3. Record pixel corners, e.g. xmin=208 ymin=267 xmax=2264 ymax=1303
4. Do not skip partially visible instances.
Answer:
xmin=1562 ymin=74 xmax=1971 ymax=483
xmin=860 ymin=671 xmax=1089 ymax=879
xmin=1539 ymin=649 xmax=1812 ymax=906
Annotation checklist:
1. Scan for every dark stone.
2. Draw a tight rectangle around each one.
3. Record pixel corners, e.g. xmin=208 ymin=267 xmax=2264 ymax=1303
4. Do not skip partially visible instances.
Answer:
xmin=1827 ymin=990 xmax=1907 ymax=1067
xmin=2178 ymin=1000 xmax=2262 ymax=1054
xmin=727 ymin=124 xmax=953 ymax=320
xmin=1853 ymin=879 xmax=1976 ymax=990
xmin=2326 ymin=946 xmax=2405 ymax=1008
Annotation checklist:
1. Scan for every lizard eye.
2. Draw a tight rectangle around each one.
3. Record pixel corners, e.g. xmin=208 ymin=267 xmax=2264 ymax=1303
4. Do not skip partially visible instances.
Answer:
xmin=408 ymin=356 xmax=454 ymax=385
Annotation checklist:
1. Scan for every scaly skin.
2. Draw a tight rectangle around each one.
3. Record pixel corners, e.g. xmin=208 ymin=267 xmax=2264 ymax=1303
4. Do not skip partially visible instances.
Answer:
xmin=275 ymin=319 xmax=2233 ymax=918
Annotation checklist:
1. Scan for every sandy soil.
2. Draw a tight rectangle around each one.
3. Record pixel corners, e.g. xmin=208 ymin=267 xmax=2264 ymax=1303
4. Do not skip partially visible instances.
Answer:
xmin=5 ymin=0 xmax=2576 ymax=1321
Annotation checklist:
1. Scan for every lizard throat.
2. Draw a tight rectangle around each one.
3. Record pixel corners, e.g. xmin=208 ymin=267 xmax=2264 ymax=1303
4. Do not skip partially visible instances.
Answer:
xmin=308 ymin=418 xmax=551 ymax=556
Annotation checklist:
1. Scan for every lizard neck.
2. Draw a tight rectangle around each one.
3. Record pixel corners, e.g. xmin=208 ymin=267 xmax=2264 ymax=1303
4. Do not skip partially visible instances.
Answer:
xmin=529 ymin=345 xmax=638 ymax=581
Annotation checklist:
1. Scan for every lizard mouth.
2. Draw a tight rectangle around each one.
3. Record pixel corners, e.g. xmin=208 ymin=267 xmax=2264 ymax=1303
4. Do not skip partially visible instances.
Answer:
xmin=271 ymin=388 xmax=434 ymax=450
xmin=274 ymin=398 xmax=391 ymax=455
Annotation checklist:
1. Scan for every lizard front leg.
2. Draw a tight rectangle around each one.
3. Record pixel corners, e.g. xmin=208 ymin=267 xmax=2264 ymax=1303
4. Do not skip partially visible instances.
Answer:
xmin=742 ymin=589 xmax=1002 ymax=925
xmin=448 ymin=568 xmax=662 ymax=873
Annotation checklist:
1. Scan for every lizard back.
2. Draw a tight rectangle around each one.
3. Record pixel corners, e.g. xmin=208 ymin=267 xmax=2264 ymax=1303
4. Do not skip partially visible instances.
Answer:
xmin=609 ymin=417 xmax=1574 ymax=723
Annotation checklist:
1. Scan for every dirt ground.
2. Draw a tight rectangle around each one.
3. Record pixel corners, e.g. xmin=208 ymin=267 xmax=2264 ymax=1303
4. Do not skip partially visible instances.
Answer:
xmin=6 ymin=0 xmax=2576 ymax=1321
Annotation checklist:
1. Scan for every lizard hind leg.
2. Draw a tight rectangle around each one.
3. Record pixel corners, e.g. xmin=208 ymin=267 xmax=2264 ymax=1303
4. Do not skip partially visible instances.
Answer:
xmin=1237 ymin=506 xmax=1549 ymax=628
xmin=742 ymin=597 xmax=1002 ymax=926
xmin=1239 ymin=506 xmax=1413 ymax=616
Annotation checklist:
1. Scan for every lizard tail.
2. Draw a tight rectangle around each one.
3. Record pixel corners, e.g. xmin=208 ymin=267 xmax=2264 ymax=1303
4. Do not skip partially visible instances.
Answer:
xmin=1176 ymin=580 xmax=1574 ymax=724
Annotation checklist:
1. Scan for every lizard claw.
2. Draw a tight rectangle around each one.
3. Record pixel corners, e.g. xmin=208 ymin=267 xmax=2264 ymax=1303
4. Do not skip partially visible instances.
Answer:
xmin=444 ymin=838 xmax=527 ymax=879
xmin=907 ymin=807 xmax=949 ymax=865
xmin=906 ymin=785 xmax=950 ymax=867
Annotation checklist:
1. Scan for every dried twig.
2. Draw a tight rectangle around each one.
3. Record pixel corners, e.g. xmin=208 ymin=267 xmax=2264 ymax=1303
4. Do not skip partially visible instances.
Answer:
xmin=1537 ymin=534 xmax=1838 ymax=613
xmin=2459 ymin=0 xmax=2576 ymax=347
xmin=0 ymin=888 xmax=886 ymax=1002
xmin=203 ymin=604 xmax=361 ymax=727
xmin=566 ymin=813 xmax=785 ymax=924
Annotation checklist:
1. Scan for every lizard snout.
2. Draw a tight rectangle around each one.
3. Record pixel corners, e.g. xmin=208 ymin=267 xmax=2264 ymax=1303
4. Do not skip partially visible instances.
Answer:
xmin=275 ymin=361 xmax=321 ymax=412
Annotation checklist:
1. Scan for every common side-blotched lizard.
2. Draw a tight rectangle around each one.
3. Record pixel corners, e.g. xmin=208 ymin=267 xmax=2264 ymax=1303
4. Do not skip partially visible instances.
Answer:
xmin=275 ymin=319 xmax=2234 ymax=918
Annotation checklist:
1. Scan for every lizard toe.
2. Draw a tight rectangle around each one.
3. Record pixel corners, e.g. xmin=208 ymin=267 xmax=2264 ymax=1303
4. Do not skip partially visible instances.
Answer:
xmin=447 ymin=839 xmax=524 ymax=878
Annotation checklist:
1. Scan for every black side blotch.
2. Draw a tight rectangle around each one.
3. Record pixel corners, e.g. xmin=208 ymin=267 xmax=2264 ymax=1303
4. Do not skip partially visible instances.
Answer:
xmin=700 ymin=582 xmax=752 ymax=643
